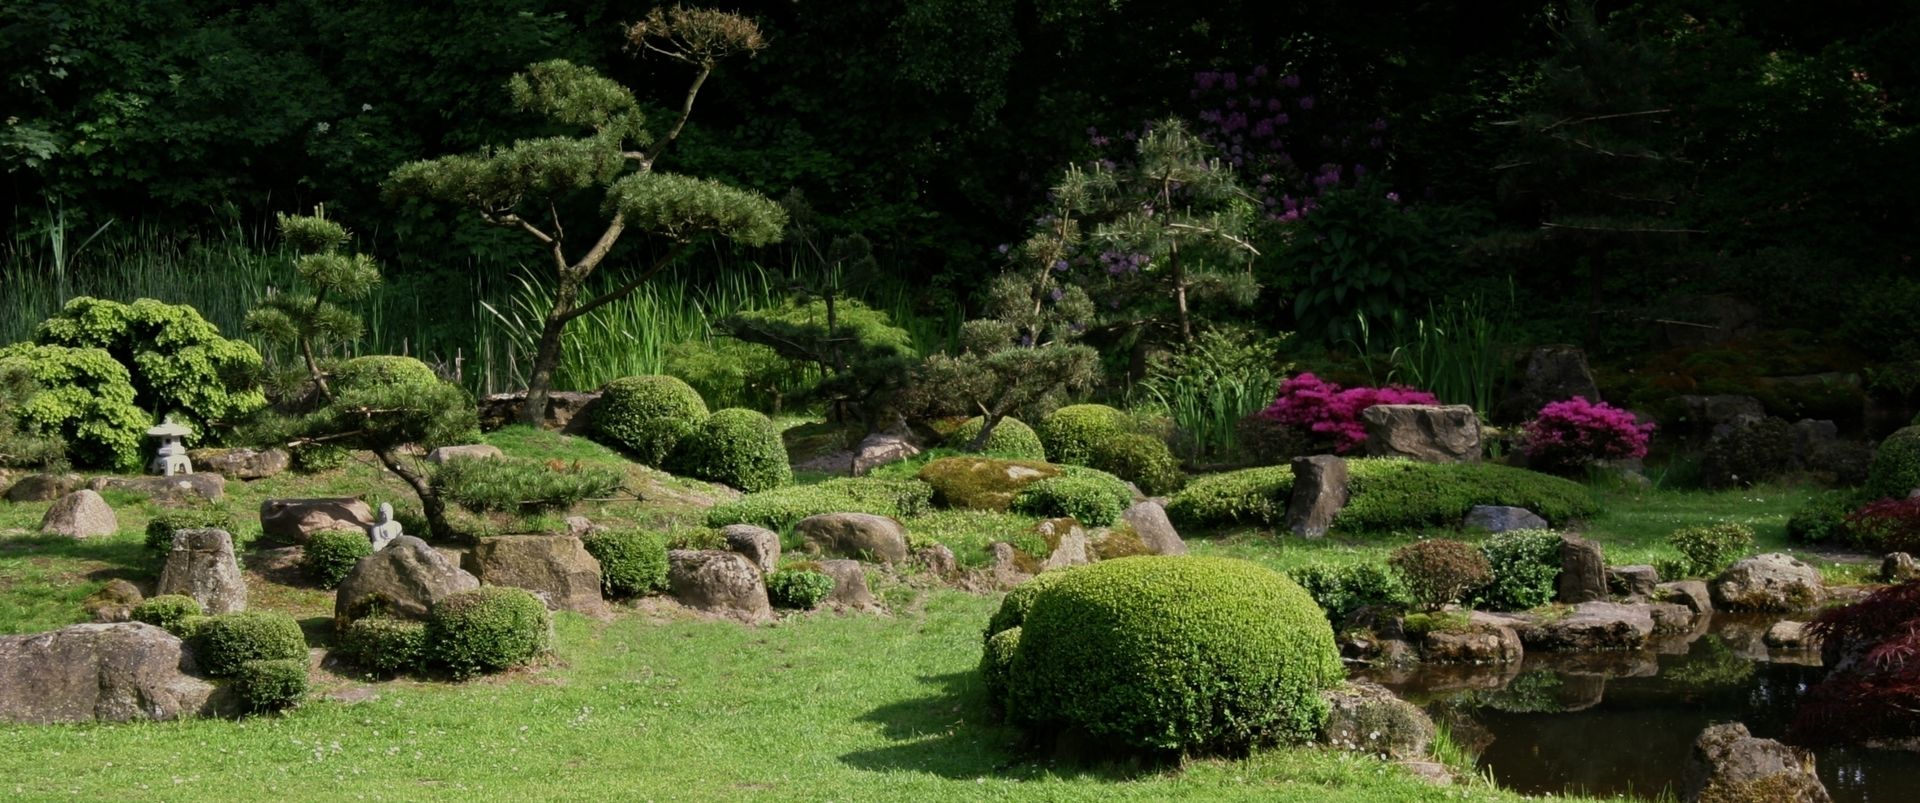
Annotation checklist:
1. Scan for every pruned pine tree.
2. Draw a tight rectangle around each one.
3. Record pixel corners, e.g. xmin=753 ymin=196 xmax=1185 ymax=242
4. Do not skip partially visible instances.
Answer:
xmin=246 ymin=208 xmax=380 ymax=402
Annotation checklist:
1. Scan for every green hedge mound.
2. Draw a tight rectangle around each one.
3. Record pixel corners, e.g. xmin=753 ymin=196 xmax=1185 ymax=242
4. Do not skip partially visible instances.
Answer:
xmin=705 ymin=477 xmax=933 ymax=530
xmin=670 ymin=407 xmax=791 ymax=492
xmin=592 ymin=375 xmax=709 ymax=465
xmin=1167 ymin=459 xmax=1597 ymax=533
xmin=946 ymin=416 xmax=1047 ymax=461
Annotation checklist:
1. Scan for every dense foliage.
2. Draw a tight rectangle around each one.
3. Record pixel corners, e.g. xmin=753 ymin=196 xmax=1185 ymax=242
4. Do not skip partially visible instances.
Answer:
xmin=582 ymin=529 xmax=670 ymax=598
xmin=0 ymin=343 xmax=148 ymax=470
xmin=1867 ymin=426 xmax=1920 ymax=502
xmin=704 ymin=477 xmax=932 ymax=530
xmin=431 ymin=455 xmax=623 ymax=516
xmin=144 ymin=506 xmax=236 ymax=552
xmin=669 ymin=407 xmax=791 ymax=492
xmin=130 ymin=595 xmax=204 ymax=632
xmin=1286 ymin=561 xmax=1411 ymax=622
xmin=1259 ymin=373 xmax=1437 ymax=454
xmin=1665 ymin=522 xmax=1755 ymax=579
xmin=1389 ymin=540 xmax=1492 ymax=610
xmin=340 ymin=616 xmax=429 ymax=676
xmin=592 ymin=375 xmax=710 ymax=466
xmin=303 ymin=529 xmax=373 ymax=588
xmin=766 ymin=568 xmax=835 ymax=609
xmin=196 ymin=611 xmax=309 ymax=677
xmin=32 ymin=297 xmax=265 ymax=432
xmin=1521 ymin=397 xmax=1653 ymax=474
xmin=1473 ymin=529 xmax=1564 ymax=611
xmin=427 ymin=586 xmax=551 ymax=679
xmin=236 ymin=658 xmax=309 ymax=714
xmin=946 ymin=416 xmax=1046 ymax=461
xmin=1010 ymin=473 xmax=1133 ymax=527
xmin=1792 ymin=581 xmax=1920 ymax=747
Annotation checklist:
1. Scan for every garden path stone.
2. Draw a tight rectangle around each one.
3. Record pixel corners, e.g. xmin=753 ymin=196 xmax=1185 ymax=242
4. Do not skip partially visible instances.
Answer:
xmin=465 ymin=535 xmax=606 ymax=615
xmin=88 ymin=472 xmax=225 ymax=502
xmin=426 ymin=443 xmax=503 ymax=464
xmin=666 ymin=549 xmax=771 ymax=623
xmin=82 ymin=579 xmax=143 ymax=623
xmin=795 ymin=513 xmax=909 ymax=564
xmin=1514 ymin=601 xmax=1653 ymax=652
xmin=260 ymin=498 xmax=374 ymax=544
xmin=1463 ymin=505 xmax=1547 ymax=533
xmin=1287 ymin=455 xmax=1348 ymax=538
xmin=39 ymin=489 xmax=118 ymax=538
xmin=1682 ymin=722 xmax=1831 ymax=803
xmin=818 ymin=559 xmax=877 ymax=610
xmin=0 ymin=623 xmax=218 ymax=724
xmin=1360 ymin=404 xmax=1481 ymax=463
xmin=1607 ymin=564 xmax=1660 ymax=599
xmin=156 ymin=528 xmax=247 ymax=614
xmin=1319 ymin=681 xmax=1435 ymax=760
xmin=1556 ymin=534 xmax=1609 ymax=604
xmin=4 ymin=472 xmax=82 ymax=502
xmin=1120 ymin=500 xmax=1186 ymax=555
xmin=188 ymin=447 xmax=289 ymax=480
xmin=1711 ymin=553 xmax=1824 ymax=612
xmin=335 ymin=535 xmax=479 ymax=623
xmin=720 ymin=524 xmax=780 ymax=574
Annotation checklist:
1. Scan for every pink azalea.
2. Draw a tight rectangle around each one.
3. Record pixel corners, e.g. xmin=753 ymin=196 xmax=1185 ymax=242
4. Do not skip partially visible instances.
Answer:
xmin=1259 ymin=372 xmax=1439 ymax=453
xmin=1521 ymin=397 xmax=1653 ymax=469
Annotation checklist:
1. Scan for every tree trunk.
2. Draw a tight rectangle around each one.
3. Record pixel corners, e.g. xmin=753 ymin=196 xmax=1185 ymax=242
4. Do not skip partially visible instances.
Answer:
xmin=379 ymin=449 xmax=454 ymax=540
xmin=520 ymin=279 xmax=581 ymax=426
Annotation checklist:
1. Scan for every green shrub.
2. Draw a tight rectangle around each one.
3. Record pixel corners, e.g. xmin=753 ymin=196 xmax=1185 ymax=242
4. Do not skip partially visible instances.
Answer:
xmin=980 ymin=625 xmax=1022 ymax=704
xmin=235 ymin=658 xmax=308 ymax=714
xmin=1473 ymin=529 xmax=1564 ymax=611
xmin=32 ymin=296 xmax=266 ymax=433
xmin=427 ymin=587 xmax=550 ymax=678
xmin=705 ymin=477 xmax=933 ymax=530
xmin=0 ymin=362 xmax=66 ymax=469
xmin=431 ymin=455 xmax=622 ymax=515
xmin=1336 ymin=459 xmax=1598 ymax=532
xmin=766 ymin=569 xmax=835 ymax=609
xmin=1867 ymin=426 xmax=1920 ymax=501
xmin=197 ymin=611 xmax=308 ymax=677
xmin=144 ymin=506 xmax=236 ymax=552
xmin=339 ymin=617 xmax=428 ymax=675
xmin=1166 ymin=465 xmax=1295 ymax=527
xmin=1285 ymin=562 xmax=1411 ymax=621
xmin=1003 ymin=556 xmax=1343 ymax=753
xmin=1788 ymin=490 xmax=1858 ymax=544
xmin=1701 ymin=416 xmax=1794 ymax=488
xmin=947 ymin=416 xmax=1046 ymax=460
xmin=331 ymin=354 xmax=440 ymax=390
xmin=131 ymin=595 xmax=204 ymax=632
xmin=290 ymin=443 xmax=352 ymax=473
xmin=664 ymin=528 xmax=727 ymax=551
xmin=1011 ymin=474 xmax=1132 ymax=526
xmin=984 ymin=569 xmax=1077 ymax=642
xmin=1038 ymin=404 xmax=1131 ymax=465
xmin=669 ymin=407 xmax=791 ymax=492
xmin=173 ymin=614 xmax=211 ymax=640
xmin=1389 ymin=540 xmax=1492 ymax=610
xmin=1091 ymin=432 xmax=1187 ymax=496
xmin=592 ymin=375 xmax=709 ymax=465
xmin=303 ymin=530 xmax=372 ymax=587
xmin=1666 ymin=522 xmax=1754 ymax=578
xmin=917 ymin=456 xmax=1062 ymax=511
xmin=582 ymin=529 xmax=669 ymax=597
xmin=0 ymin=343 xmax=148 ymax=470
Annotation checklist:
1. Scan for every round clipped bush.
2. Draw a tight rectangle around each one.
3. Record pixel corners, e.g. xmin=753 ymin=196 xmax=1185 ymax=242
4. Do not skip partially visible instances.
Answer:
xmin=340 ymin=616 xmax=428 ymax=675
xmin=1474 ymin=529 xmax=1564 ymax=611
xmin=131 ymin=594 xmax=204 ymax=633
xmin=1038 ymin=404 xmax=1131 ymax=465
xmin=331 ymin=354 xmax=440 ymax=391
xmin=236 ymin=658 xmax=308 ymax=713
xmin=1011 ymin=474 xmax=1132 ymax=526
xmin=583 ymin=529 xmax=670 ymax=597
xmin=1867 ymin=425 xmax=1920 ymax=501
xmin=947 ymin=416 xmax=1046 ymax=460
xmin=1166 ymin=465 xmax=1295 ymax=527
xmin=303 ymin=529 xmax=373 ymax=587
xmin=1666 ymin=522 xmax=1755 ymax=578
xmin=1388 ymin=540 xmax=1492 ymax=611
xmin=669 ymin=407 xmax=790 ymax=492
xmin=1091 ymin=431 xmax=1186 ymax=496
xmin=593 ymin=375 xmax=709 ymax=465
xmin=984 ymin=569 xmax=1076 ymax=642
xmin=144 ymin=505 xmax=235 ymax=552
xmin=427 ymin=586 xmax=550 ymax=678
xmin=980 ymin=625 xmax=1022 ymax=703
xmin=1003 ymin=556 xmax=1343 ymax=754
xmin=766 ymin=568 xmax=835 ymax=609
xmin=198 ymin=611 xmax=308 ymax=677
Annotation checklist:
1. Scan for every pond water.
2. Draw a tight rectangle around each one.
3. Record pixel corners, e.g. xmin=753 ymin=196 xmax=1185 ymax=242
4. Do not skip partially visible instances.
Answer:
xmin=1359 ymin=614 xmax=1918 ymax=803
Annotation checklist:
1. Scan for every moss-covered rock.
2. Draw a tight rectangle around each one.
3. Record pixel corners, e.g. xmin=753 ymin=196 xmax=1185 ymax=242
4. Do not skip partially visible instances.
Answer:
xmin=917 ymin=456 xmax=1062 ymax=511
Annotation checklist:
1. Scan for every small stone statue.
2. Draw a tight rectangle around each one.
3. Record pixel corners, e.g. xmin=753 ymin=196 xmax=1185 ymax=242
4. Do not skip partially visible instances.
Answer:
xmin=368 ymin=502 xmax=402 ymax=551
xmin=145 ymin=417 xmax=194 ymax=477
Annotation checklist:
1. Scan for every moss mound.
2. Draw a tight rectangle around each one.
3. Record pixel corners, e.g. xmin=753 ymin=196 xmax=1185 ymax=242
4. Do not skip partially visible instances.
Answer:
xmin=1867 ymin=425 xmax=1920 ymax=501
xmin=705 ymin=477 xmax=933 ymax=530
xmin=917 ymin=456 xmax=1062 ymax=511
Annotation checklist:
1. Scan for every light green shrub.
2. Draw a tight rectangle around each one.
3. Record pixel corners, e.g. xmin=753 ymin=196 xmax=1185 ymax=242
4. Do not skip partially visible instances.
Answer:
xmin=704 ymin=477 xmax=933 ymax=530
xmin=197 ymin=611 xmax=308 ymax=677
xmin=1038 ymin=404 xmax=1131 ymax=465
xmin=1666 ymin=522 xmax=1754 ymax=578
xmin=131 ymin=595 xmax=204 ymax=633
xmin=144 ymin=506 xmax=235 ymax=552
xmin=1473 ymin=529 xmax=1564 ymax=611
xmin=0 ymin=343 xmax=148 ymax=470
xmin=32 ymin=296 xmax=266 ymax=431
xmin=766 ymin=568 xmax=835 ymax=609
xmin=235 ymin=658 xmax=308 ymax=714
xmin=1010 ymin=474 xmax=1132 ymax=526
xmin=431 ymin=455 xmax=622 ymax=515
xmin=1166 ymin=465 xmax=1295 ymax=527
xmin=582 ymin=529 xmax=670 ymax=597
xmin=946 ymin=416 xmax=1047 ymax=460
xmin=1286 ymin=562 xmax=1411 ymax=621
xmin=340 ymin=617 xmax=428 ymax=676
xmin=669 ymin=407 xmax=791 ymax=492
xmin=591 ymin=375 xmax=709 ymax=465
xmin=303 ymin=529 xmax=372 ymax=588
xmin=1091 ymin=431 xmax=1187 ymax=496
xmin=427 ymin=587 xmax=550 ymax=678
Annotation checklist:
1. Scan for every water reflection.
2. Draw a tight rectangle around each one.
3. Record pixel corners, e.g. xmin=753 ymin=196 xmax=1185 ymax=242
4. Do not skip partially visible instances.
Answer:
xmin=1358 ymin=614 xmax=1915 ymax=803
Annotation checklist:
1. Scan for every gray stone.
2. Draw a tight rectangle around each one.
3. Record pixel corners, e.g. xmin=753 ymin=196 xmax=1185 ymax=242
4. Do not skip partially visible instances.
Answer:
xmin=1657 ymin=580 xmax=1715 ymax=615
xmin=477 ymin=390 xmax=602 ymax=434
xmin=1711 ymin=553 xmax=1824 ymax=612
xmin=1420 ymin=613 xmax=1524 ymax=665
xmin=1647 ymin=601 xmax=1698 ymax=634
xmin=0 ymin=623 xmax=217 ymax=724
xmin=1608 ymin=564 xmax=1660 ymax=599
xmin=818 ymin=559 xmax=877 ymax=610
xmin=1038 ymin=519 xmax=1093 ymax=570
xmin=188 ymin=447 xmax=290 ymax=480
xmin=1509 ymin=345 xmax=1600 ymax=418
xmin=426 ymin=444 xmax=504 ymax=465
xmin=1682 ymin=722 xmax=1831 ymax=803
xmin=335 ymin=535 xmax=480 ymax=623
xmin=368 ymin=502 xmax=402 ymax=551
xmin=82 ymin=579 xmax=143 ymax=623
xmin=1765 ymin=621 xmax=1819 ymax=651
xmin=1120 ymin=500 xmax=1187 ymax=555
xmin=1287 ymin=455 xmax=1349 ymax=538
xmin=156 ymin=529 xmax=247 ymax=615
xmin=1671 ymin=395 xmax=1766 ymax=443
xmin=720 ymin=524 xmax=781 ymax=575
xmin=1557 ymin=534 xmax=1609 ymax=604
xmin=38 ymin=489 xmax=118 ymax=538
xmin=465 ymin=535 xmax=605 ymax=615
xmin=260 ymin=498 xmax=374 ymax=544
xmin=795 ymin=513 xmax=909 ymax=564
xmin=1515 ymin=601 xmax=1653 ymax=652
xmin=914 ymin=544 xmax=958 ymax=577
xmin=4 ymin=472 xmax=82 ymax=502
xmin=1660 ymin=295 xmax=1762 ymax=349
xmin=88 ymin=473 xmax=225 ymax=502
xmin=1464 ymin=505 xmax=1548 ymax=533
xmin=987 ymin=542 xmax=1032 ymax=590
xmin=1320 ymin=681 xmax=1436 ymax=760
xmin=1881 ymin=552 xmax=1920 ymax=584
xmin=666 ymin=549 xmax=771 ymax=623
xmin=851 ymin=433 xmax=921 ymax=476
xmin=564 ymin=516 xmax=605 ymax=537
xmin=1361 ymin=404 xmax=1481 ymax=463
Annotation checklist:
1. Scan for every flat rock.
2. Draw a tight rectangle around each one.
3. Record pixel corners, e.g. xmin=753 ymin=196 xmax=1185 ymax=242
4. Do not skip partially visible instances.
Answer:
xmin=335 ymin=535 xmax=479 ymax=623
xmin=39 ymin=489 xmax=118 ymax=538
xmin=796 ymin=513 xmax=909 ymax=564
xmin=1516 ymin=601 xmax=1653 ymax=652
xmin=0 ymin=623 xmax=217 ymax=724
xmin=1287 ymin=455 xmax=1349 ymax=538
xmin=667 ymin=550 xmax=771 ymax=623
xmin=1420 ymin=612 xmax=1524 ymax=664
xmin=1765 ymin=620 xmax=1819 ymax=651
xmin=260 ymin=498 xmax=374 ymax=544
xmin=1361 ymin=404 xmax=1481 ymax=463
xmin=1656 ymin=580 xmax=1714 ymax=615
xmin=818 ymin=559 xmax=877 ymax=610
xmin=1646 ymin=601 xmax=1698 ymax=634
xmin=188 ymin=447 xmax=289 ymax=480
xmin=1557 ymin=534 xmax=1609 ymax=604
xmin=1608 ymin=564 xmax=1660 ymax=600
xmin=88 ymin=473 xmax=225 ymax=502
xmin=1320 ymin=680 xmax=1435 ymax=760
xmin=1682 ymin=722 xmax=1831 ymax=803
xmin=1711 ymin=553 xmax=1824 ymax=612
xmin=1465 ymin=505 xmax=1548 ymax=533
xmin=465 ymin=535 xmax=605 ymax=615
xmin=426 ymin=444 xmax=504 ymax=465
xmin=851 ymin=433 xmax=920 ymax=476
xmin=4 ymin=472 xmax=82 ymax=502
xmin=156 ymin=529 xmax=247 ymax=615
xmin=477 ymin=390 xmax=602 ymax=434
xmin=720 ymin=524 xmax=781 ymax=575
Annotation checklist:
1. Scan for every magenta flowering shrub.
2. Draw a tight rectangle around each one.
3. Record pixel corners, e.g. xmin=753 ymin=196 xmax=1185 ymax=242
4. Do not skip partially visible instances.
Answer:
xmin=1258 ymin=372 xmax=1438 ymax=453
xmin=1521 ymin=397 xmax=1653 ymax=471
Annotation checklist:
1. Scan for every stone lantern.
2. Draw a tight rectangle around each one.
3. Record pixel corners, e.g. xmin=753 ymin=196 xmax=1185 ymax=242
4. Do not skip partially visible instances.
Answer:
xmin=146 ymin=418 xmax=194 ymax=477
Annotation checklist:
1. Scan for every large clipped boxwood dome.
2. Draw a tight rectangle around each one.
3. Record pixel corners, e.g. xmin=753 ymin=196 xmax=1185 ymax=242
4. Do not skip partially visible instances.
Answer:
xmin=670 ymin=407 xmax=792 ymax=493
xmin=592 ymin=375 xmax=710 ymax=465
xmin=1038 ymin=404 xmax=1131 ymax=465
xmin=1867 ymin=425 xmax=1920 ymax=501
xmin=947 ymin=416 xmax=1046 ymax=461
xmin=332 ymin=355 xmax=441 ymax=391
xmin=1001 ymin=556 xmax=1342 ymax=754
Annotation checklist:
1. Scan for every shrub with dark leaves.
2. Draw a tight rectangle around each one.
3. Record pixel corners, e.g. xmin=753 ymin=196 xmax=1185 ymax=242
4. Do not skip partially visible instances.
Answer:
xmin=1845 ymin=498 xmax=1920 ymax=555
xmin=1388 ymin=540 xmax=1491 ymax=611
xmin=1790 ymin=581 xmax=1920 ymax=747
